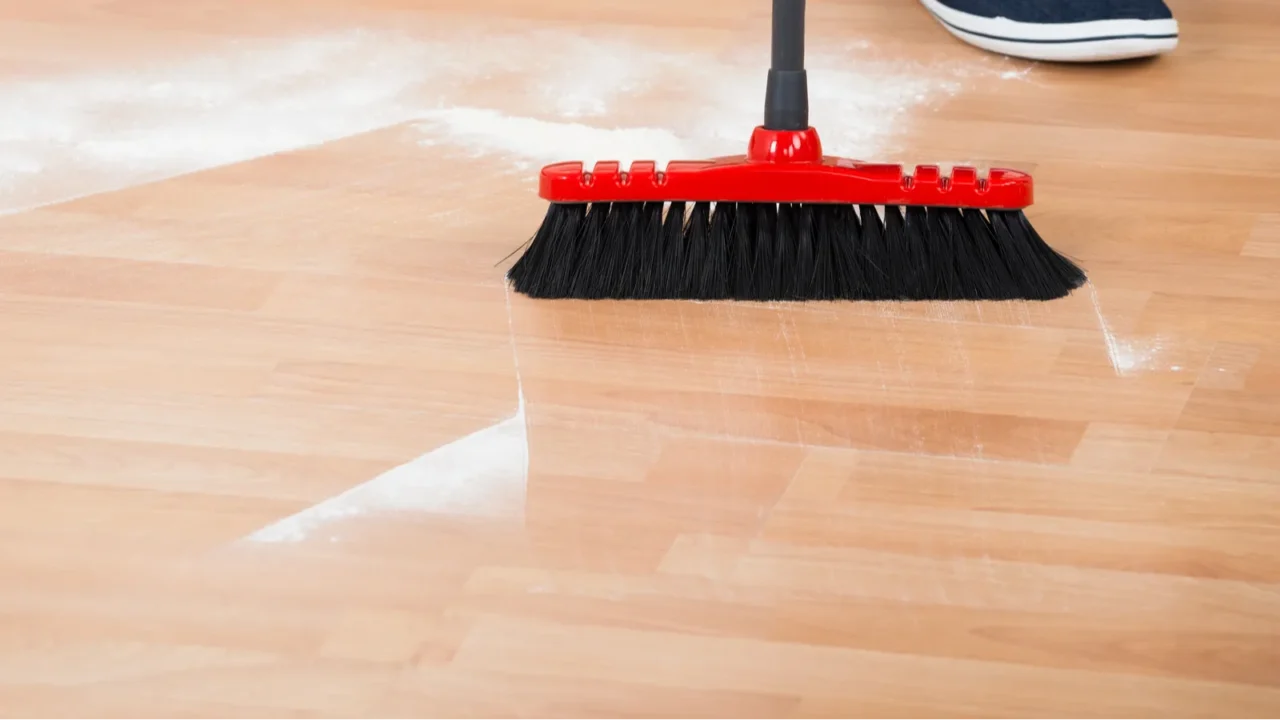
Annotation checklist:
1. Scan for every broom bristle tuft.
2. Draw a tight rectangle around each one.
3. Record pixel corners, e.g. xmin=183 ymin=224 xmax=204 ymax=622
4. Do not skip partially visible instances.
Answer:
xmin=507 ymin=201 xmax=1085 ymax=302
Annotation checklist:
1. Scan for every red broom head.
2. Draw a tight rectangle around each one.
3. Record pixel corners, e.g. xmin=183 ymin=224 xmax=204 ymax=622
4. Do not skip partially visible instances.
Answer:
xmin=539 ymin=126 xmax=1033 ymax=210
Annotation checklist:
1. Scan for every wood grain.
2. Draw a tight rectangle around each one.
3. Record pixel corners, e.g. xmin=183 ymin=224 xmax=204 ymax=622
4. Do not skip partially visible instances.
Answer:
xmin=2 ymin=0 xmax=1279 ymax=716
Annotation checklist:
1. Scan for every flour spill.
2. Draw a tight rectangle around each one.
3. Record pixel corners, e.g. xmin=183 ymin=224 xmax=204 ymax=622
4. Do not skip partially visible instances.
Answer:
xmin=1087 ymin=282 xmax=1176 ymax=376
xmin=415 ymin=40 xmax=977 ymax=169
xmin=417 ymin=108 xmax=688 ymax=169
xmin=0 ymin=26 xmax=1022 ymax=214
xmin=0 ymin=31 xmax=446 ymax=214
xmin=242 ymin=282 xmax=531 ymax=545
xmin=243 ymin=407 xmax=530 ymax=543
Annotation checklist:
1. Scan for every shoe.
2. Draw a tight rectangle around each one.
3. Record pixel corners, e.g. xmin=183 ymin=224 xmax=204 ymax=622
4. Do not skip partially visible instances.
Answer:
xmin=918 ymin=0 xmax=1179 ymax=62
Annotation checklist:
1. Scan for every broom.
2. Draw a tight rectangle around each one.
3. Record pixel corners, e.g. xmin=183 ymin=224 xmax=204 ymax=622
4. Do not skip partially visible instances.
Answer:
xmin=507 ymin=0 xmax=1086 ymax=302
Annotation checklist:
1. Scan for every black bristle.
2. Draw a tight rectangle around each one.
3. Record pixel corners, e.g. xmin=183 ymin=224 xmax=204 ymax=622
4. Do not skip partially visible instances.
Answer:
xmin=988 ymin=209 xmax=1043 ymax=298
xmin=542 ymin=204 xmax=587 ymax=298
xmin=611 ymin=203 xmax=638 ymax=298
xmin=508 ymin=196 xmax=1085 ymax=302
xmin=936 ymin=207 xmax=985 ymax=299
xmin=793 ymin=205 xmax=816 ymax=299
xmin=1007 ymin=210 xmax=1088 ymax=293
xmin=656 ymin=201 xmax=687 ymax=298
xmin=774 ymin=203 xmax=800 ymax=299
xmin=924 ymin=207 xmax=966 ymax=299
xmin=856 ymin=204 xmax=890 ymax=299
xmin=505 ymin=202 xmax=546 ymax=290
xmin=811 ymin=204 xmax=843 ymax=300
xmin=989 ymin=209 xmax=1086 ymax=300
xmin=902 ymin=206 xmax=937 ymax=299
xmin=597 ymin=203 xmax=640 ymax=299
xmin=509 ymin=202 xmax=586 ymax=298
xmin=632 ymin=202 xmax=664 ymax=298
xmin=567 ymin=203 xmax=610 ymax=299
xmin=681 ymin=202 xmax=712 ymax=297
xmin=699 ymin=203 xmax=733 ymax=299
xmin=729 ymin=203 xmax=757 ymax=299
xmin=753 ymin=203 xmax=779 ymax=299
xmin=838 ymin=204 xmax=870 ymax=299
xmin=958 ymin=208 xmax=1018 ymax=300
xmin=878 ymin=206 xmax=911 ymax=299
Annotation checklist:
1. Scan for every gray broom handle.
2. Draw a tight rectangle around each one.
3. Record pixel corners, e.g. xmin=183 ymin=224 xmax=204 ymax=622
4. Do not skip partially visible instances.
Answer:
xmin=764 ymin=0 xmax=809 ymax=131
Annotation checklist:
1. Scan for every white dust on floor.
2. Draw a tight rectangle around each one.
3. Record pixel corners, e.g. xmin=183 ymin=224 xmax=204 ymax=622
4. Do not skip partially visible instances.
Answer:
xmin=1 ymin=27 xmax=1019 ymax=215
xmin=413 ymin=32 xmax=981 ymax=169
xmin=0 ymin=31 xmax=442 ymax=214
xmin=243 ymin=406 xmax=530 ymax=543
xmin=417 ymin=107 xmax=690 ymax=170
xmin=243 ymin=285 xmax=530 ymax=545
xmin=1087 ymin=282 xmax=1178 ymax=376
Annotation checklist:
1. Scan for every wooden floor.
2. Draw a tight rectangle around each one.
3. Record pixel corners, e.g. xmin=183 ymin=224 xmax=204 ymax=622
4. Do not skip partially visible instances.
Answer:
xmin=2 ymin=0 xmax=1279 ymax=716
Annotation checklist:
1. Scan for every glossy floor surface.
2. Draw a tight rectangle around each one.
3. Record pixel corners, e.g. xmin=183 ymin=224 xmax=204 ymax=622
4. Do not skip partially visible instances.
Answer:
xmin=2 ymin=0 xmax=1279 ymax=716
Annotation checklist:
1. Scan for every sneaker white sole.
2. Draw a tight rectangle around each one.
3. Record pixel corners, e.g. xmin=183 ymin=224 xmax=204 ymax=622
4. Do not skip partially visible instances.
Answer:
xmin=919 ymin=0 xmax=1179 ymax=62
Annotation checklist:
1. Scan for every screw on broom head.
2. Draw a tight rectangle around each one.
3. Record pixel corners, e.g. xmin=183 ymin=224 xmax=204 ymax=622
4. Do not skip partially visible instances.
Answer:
xmin=507 ymin=126 xmax=1086 ymax=302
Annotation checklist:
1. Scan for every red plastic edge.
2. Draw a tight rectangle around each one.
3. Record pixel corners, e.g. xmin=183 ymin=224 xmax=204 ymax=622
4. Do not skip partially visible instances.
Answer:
xmin=539 ymin=127 xmax=1032 ymax=210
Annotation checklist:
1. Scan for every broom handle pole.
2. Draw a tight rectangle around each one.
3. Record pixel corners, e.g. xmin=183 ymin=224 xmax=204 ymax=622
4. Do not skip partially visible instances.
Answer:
xmin=771 ymin=0 xmax=805 ymax=71
xmin=764 ymin=0 xmax=809 ymax=131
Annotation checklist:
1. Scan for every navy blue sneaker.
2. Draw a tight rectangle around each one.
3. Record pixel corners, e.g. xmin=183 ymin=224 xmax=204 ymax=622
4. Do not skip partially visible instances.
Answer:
xmin=919 ymin=0 xmax=1179 ymax=62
